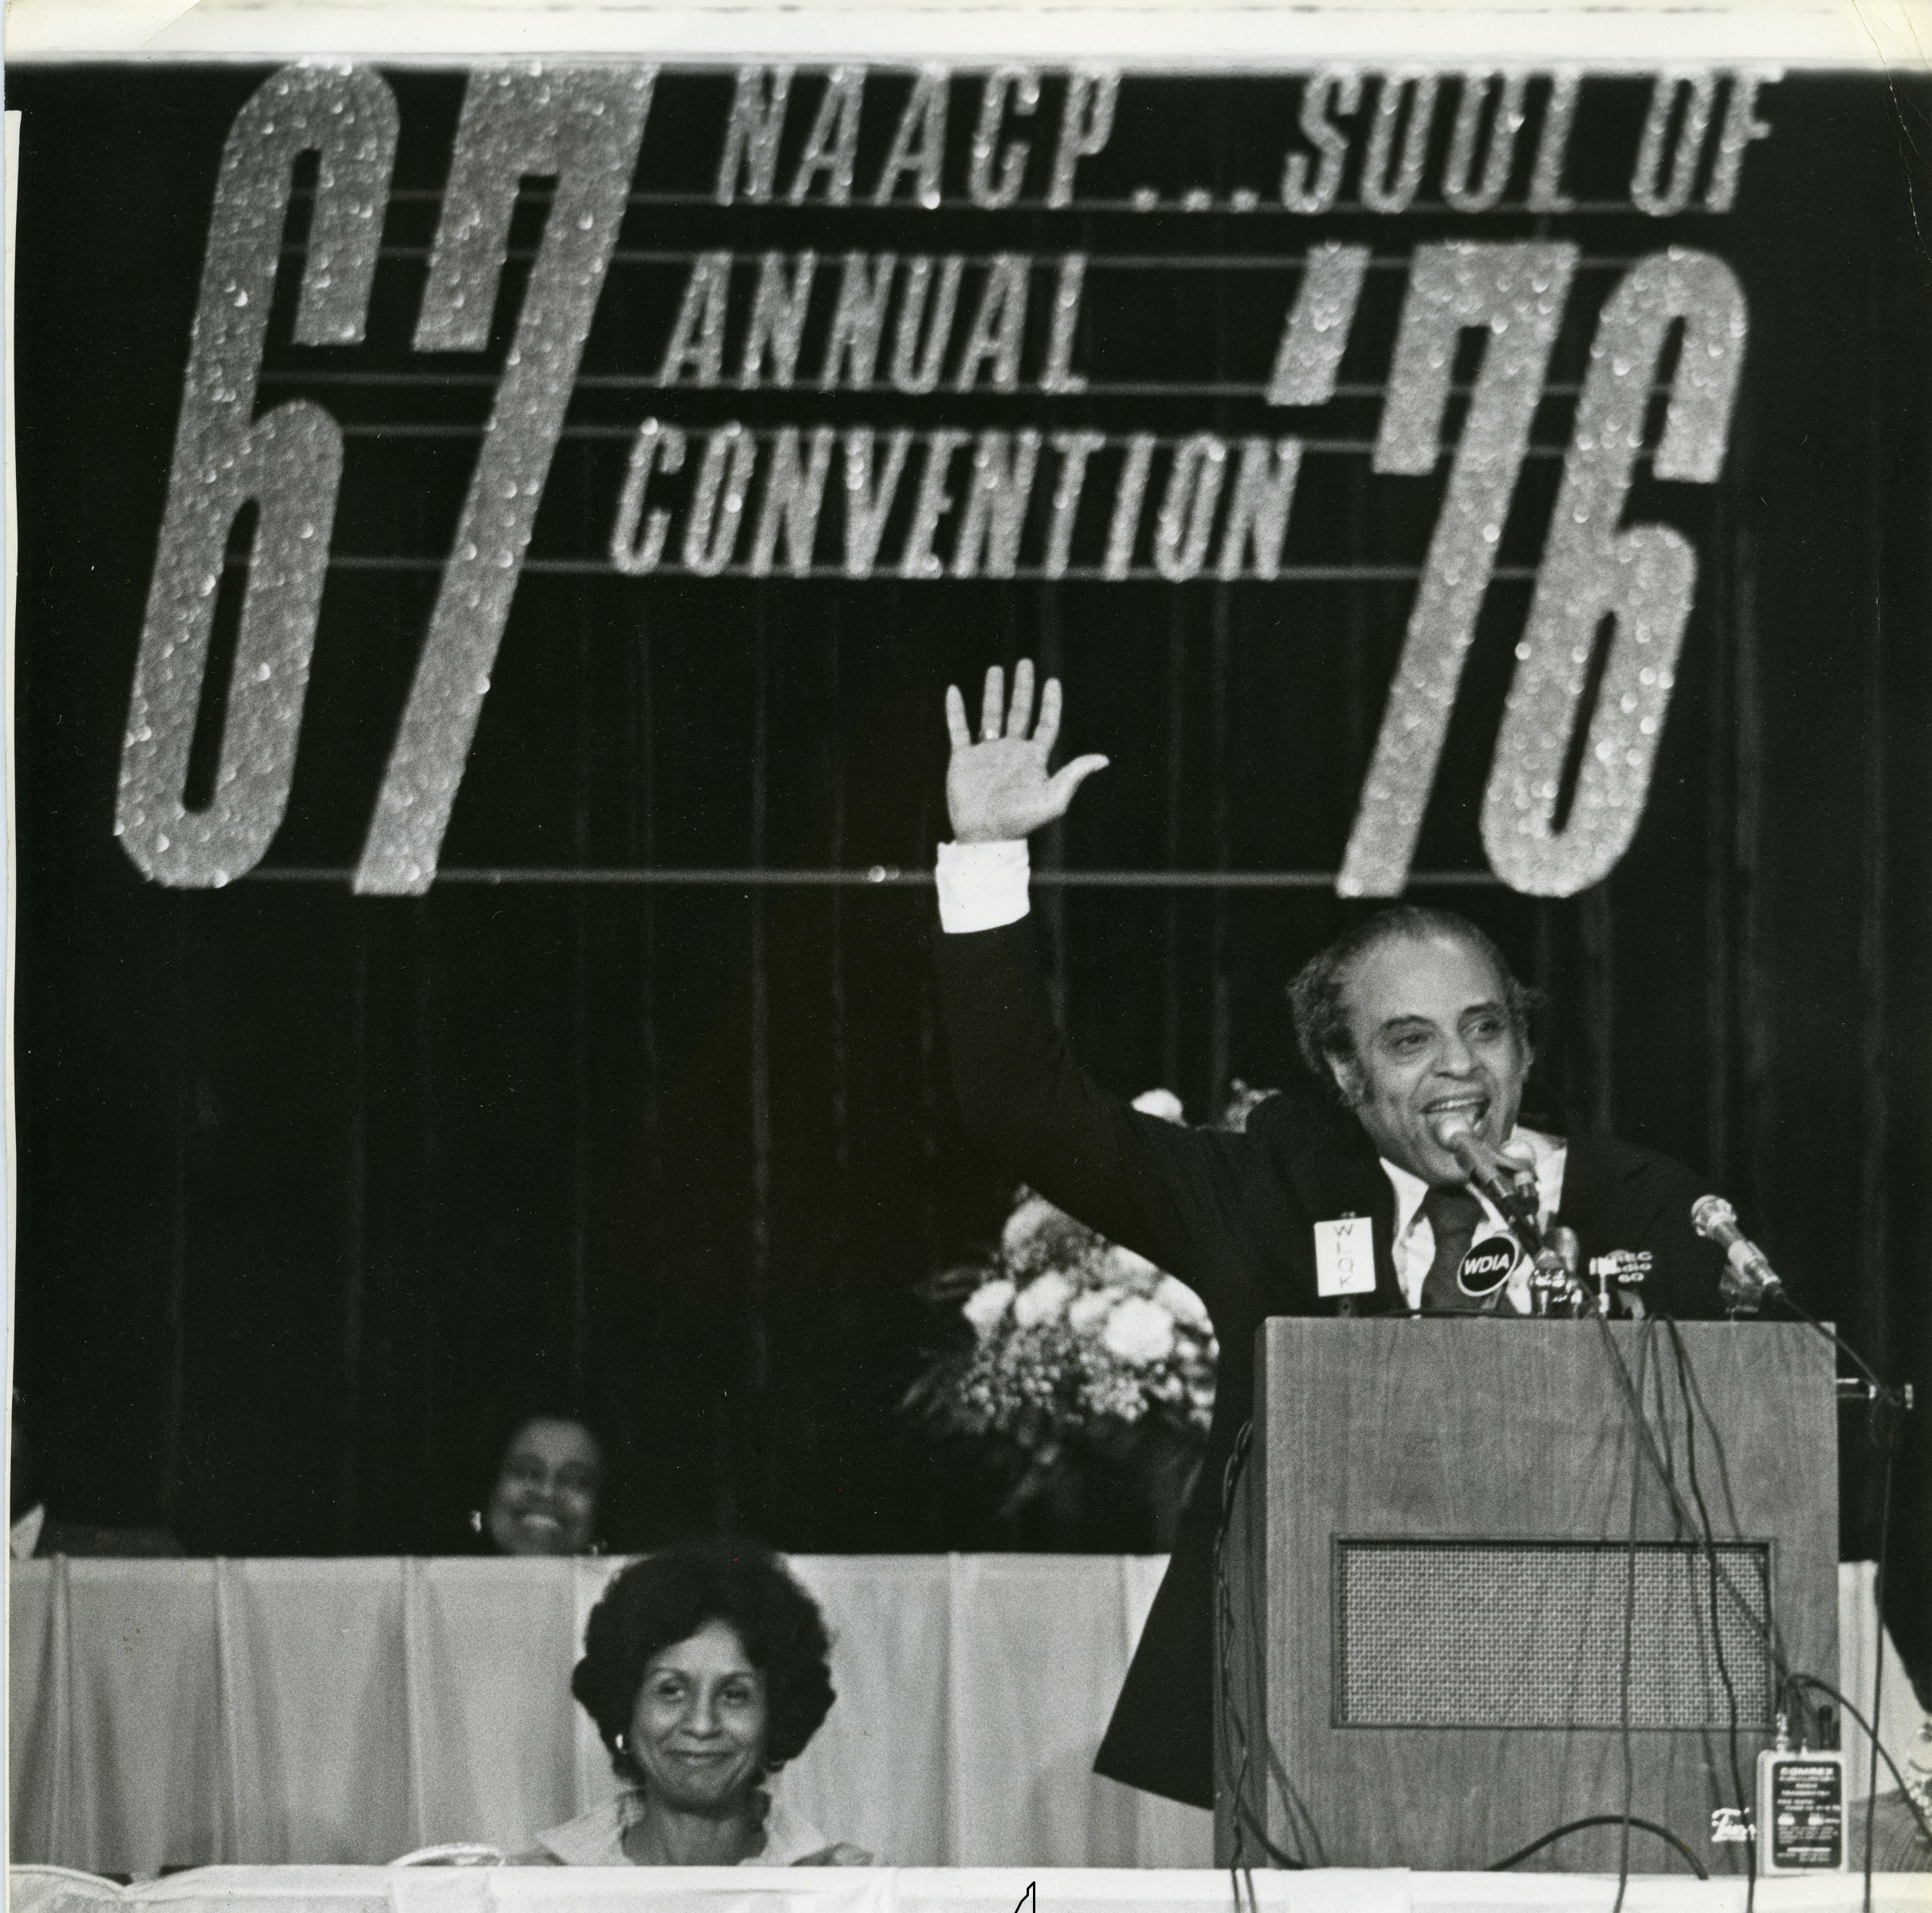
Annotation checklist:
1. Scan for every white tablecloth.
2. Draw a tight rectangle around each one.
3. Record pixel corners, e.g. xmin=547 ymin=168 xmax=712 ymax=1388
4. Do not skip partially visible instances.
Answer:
xmin=8 ymin=1557 xmax=1922 ymax=1877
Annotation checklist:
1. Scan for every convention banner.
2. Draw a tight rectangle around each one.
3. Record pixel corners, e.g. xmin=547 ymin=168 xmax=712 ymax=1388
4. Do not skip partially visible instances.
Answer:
xmin=44 ymin=66 xmax=1777 ymax=897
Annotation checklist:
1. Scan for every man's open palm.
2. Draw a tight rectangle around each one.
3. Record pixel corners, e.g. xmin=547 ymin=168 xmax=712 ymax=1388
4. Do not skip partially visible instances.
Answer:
xmin=944 ymin=661 xmax=1109 ymax=843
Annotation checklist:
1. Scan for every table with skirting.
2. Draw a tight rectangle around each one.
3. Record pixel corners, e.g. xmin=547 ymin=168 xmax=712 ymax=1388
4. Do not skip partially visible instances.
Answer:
xmin=8 ymin=1556 xmax=1923 ymax=1877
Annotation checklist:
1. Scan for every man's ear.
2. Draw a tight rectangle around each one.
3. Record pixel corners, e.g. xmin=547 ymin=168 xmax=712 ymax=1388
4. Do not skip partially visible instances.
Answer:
xmin=1326 ymin=1053 xmax=1362 ymax=1107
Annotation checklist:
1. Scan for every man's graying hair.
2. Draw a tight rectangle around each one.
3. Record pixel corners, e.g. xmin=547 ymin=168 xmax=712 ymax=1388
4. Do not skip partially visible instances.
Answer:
xmin=1287 ymin=906 xmax=1544 ymax=1102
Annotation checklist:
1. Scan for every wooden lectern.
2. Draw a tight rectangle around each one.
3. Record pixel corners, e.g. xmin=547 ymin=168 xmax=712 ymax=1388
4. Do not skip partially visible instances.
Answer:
xmin=1215 ymin=1319 xmax=1837 ymax=1873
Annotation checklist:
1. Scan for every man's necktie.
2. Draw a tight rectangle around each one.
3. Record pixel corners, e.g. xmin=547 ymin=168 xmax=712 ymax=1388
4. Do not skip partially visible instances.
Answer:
xmin=1420 ymin=1184 xmax=1486 ymax=1313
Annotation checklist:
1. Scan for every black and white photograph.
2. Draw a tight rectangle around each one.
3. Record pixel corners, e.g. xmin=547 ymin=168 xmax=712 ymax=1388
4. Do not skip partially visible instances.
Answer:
xmin=5 ymin=0 xmax=1930 ymax=1900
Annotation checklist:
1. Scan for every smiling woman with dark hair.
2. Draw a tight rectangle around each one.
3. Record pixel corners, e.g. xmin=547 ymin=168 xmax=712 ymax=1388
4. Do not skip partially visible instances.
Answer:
xmin=519 ymin=1540 xmax=870 ymax=1866
xmin=456 ymin=1392 xmax=613 ymax=1558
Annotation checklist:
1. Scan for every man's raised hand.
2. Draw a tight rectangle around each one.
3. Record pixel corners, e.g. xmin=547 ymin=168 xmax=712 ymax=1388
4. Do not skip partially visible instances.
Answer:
xmin=944 ymin=660 xmax=1109 ymax=844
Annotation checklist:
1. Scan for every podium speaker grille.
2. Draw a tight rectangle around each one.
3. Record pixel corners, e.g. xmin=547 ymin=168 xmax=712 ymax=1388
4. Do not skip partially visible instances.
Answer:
xmin=1335 ymin=1538 xmax=1773 ymax=1729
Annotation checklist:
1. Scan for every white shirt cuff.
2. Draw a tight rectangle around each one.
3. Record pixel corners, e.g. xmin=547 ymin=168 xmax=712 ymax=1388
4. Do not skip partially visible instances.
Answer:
xmin=935 ymin=839 xmax=1031 ymax=933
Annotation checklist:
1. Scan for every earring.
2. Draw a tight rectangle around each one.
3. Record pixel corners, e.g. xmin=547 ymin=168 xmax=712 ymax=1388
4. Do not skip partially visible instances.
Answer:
xmin=615 ymin=1731 xmax=628 ymax=1754
xmin=468 ymin=1510 xmax=483 ymax=1535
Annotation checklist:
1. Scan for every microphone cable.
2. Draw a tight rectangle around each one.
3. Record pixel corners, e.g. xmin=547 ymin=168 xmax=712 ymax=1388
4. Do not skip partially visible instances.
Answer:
xmin=1657 ymin=1317 xmax=1812 ymax=1736
xmin=1212 ymin=1420 xmax=1317 ymax=1874
xmin=1861 ymin=1412 xmax=1896 ymax=1913
xmin=1489 ymin=1313 xmax=1700 ymax=1905
xmin=1663 ymin=1314 xmax=1925 ymax=1900
xmin=1591 ymin=1310 xmax=1808 ymax=1719
xmin=1486 ymin=1813 xmax=1708 ymax=1877
xmin=1763 ymin=1283 xmax=1899 ymax=1409
xmin=1749 ymin=1264 xmax=1914 ymax=1912
xmin=1662 ymin=1318 xmax=1755 ymax=1913
xmin=1610 ymin=1314 xmax=1657 ymax=1913
xmin=1492 ymin=1310 xmax=1745 ymax=1899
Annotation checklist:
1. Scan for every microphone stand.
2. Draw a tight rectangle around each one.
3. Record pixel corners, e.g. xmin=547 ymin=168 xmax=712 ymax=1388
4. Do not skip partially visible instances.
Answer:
xmin=1693 ymin=1199 xmax=1914 ymax=1416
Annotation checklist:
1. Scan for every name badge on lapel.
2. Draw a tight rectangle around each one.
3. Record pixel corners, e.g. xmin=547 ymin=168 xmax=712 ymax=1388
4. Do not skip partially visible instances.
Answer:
xmin=1314 ymin=1215 xmax=1376 ymax=1298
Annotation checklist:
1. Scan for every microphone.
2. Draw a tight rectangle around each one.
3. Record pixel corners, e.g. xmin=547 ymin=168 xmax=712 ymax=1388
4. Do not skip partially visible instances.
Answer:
xmin=1690 ymin=1195 xmax=1785 ymax=1312
xmin=1431 ymin=1114 xmax=1591 ymax=1313
xmin=1496 ymin=1136 xmax=1541 ymax=1212
xmin=1431 ymin=1114 xmax=1543 ymax=1252
xmin=1540 ymin=1224 xmax=1589 ymax=1318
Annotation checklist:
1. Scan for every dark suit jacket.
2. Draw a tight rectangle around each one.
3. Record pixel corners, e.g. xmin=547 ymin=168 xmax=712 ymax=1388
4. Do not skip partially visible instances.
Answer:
xmin=936 ymin=916 xmax=1729 ymax=1809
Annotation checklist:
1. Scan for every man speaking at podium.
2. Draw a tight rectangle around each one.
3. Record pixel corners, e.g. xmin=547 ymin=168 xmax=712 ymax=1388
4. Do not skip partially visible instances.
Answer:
xmin=933 ymin=661 xmax=1730 ymax=1813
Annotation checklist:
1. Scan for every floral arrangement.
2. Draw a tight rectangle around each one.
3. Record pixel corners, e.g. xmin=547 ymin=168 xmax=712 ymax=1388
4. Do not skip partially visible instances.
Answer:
xmin=905 ymin=1084 xmax=1271 ymax=1538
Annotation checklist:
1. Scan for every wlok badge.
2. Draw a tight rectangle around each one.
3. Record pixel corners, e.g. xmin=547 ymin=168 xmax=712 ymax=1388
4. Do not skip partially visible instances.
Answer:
xmin=1314 ymin=1216 xmax=1376 ymax=1298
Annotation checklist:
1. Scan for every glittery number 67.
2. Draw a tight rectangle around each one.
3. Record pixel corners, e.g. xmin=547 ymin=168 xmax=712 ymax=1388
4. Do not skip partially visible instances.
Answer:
xmin=116 ymin=68 xmax=398 ymax=888
xmin=119 ymin=65 xmax=654 ymax=893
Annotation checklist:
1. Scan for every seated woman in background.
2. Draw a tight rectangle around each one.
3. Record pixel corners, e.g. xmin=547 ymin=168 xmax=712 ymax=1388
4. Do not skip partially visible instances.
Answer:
xmin=520 ymin=1540 xmax=870 ymax=1865
xmin=463 ymin=1395 xmax=612 ymax=1557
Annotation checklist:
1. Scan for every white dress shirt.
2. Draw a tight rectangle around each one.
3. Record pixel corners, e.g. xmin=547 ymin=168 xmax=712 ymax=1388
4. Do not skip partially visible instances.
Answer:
xmin=936 ymin=837 xmax=1032 ymax=933
xmin=936 ymin=837 xmax=1569 ymax=1312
